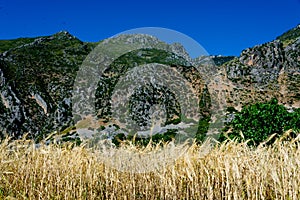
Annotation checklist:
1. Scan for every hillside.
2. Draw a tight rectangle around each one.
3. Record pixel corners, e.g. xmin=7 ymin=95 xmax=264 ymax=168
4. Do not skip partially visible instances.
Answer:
xmin=0 ymin=25 xmax=299 ymax=142
xmin=0 ymin=31 xmax=96 ymax=140
xmin=222 ymin=24 xmax=300 ymax=111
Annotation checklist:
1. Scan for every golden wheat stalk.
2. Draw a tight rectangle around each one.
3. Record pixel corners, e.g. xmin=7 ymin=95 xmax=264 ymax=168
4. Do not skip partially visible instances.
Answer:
xmin=0 ymin=132 xmax=300 ymax=199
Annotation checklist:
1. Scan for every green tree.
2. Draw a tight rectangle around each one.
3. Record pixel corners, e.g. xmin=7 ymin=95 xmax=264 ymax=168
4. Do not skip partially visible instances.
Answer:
xmin=219 ymin=98 xmax=300 ymax=146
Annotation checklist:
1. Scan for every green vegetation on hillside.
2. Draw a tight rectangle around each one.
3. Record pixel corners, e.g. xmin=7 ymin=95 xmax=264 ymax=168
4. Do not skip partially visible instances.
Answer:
xmin=276 ymin=24 xmax=300 ymax=46
xmin=0 ymin=32 xmax=94 ymax=139
xmin=212 ymin=56 xmax=235 ymax=66
xmin=0 ymin=38 xmax=36 ymax=53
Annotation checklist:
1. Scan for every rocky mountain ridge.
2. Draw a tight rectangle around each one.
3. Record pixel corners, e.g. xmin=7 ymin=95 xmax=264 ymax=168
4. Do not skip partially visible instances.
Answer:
xmin=0 ymin=25 xmax=299 ymax=141
xmin=223 ymin=25 xmax=300 ymax=111
xmin=0 ymin=31 xmax=95 ymax=140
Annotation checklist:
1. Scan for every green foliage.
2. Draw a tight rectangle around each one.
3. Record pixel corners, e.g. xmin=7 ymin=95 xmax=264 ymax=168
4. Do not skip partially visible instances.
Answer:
xmin=0 ymin=32 xmax=94 ymax=138
xmin=0 ymin=97 xmax=6 ymax=113
xmin=0 ymin=38 xmax=36 ymax=53
xmin=61 ymin=136 xmax=82 ymax=146
xmin=219 ymin=98 xmax=300 ymax=146
xmin=276 ymin=24 xmax=300 ymax=45
xmin=168 ymin=117 xmax=181 ymax=125
xmin=212 ymin=56 xmax=235 ymax=66
xmin=112 ymin=133 xmax=126 ymax=146
xmin=195 ymin=86 xmax=212 ymax=143
xmin=195 ymin=116 xmax=210 ymax=142
xmin=226 ymin=106 xmax=237 ymax=113
xmin=112 ymin=129 xmax=178 ymax=147
xmin=128 ymin=83 xmax=181 ymax=127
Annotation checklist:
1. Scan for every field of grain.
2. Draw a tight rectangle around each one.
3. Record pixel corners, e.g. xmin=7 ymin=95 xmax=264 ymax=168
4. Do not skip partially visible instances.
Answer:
xmin=1 ymin=132 xmax=300 ymax=199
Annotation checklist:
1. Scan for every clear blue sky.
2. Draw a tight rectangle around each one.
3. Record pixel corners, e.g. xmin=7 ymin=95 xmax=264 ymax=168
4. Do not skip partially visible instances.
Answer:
xmin=0 ymin=0 xmax=299 ymax=56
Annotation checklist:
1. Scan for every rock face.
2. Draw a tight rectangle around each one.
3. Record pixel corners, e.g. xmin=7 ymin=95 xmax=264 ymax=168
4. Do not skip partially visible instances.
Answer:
xmin=222 ymin=25 xmax=300 ymax=111
xmin=0 ymin=31 xmax=95 ymax=140
xmin=0 ymin=25 xmax=299 ymax=141
xmin=72 ymin=34 xmax=210 ymax=140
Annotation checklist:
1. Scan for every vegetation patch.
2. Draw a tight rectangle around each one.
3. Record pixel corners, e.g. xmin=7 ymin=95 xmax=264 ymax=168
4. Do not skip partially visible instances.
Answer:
xmin=220 ymin=98 xmax=300 ymax=146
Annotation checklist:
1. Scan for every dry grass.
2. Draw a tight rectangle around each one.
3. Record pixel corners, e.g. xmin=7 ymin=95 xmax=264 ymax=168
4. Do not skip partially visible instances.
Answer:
xmin=1 ymin=134 xmax=300 ymax=199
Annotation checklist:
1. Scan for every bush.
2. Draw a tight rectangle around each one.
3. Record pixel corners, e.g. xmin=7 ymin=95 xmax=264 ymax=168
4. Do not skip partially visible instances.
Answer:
xmin=219 ymin=98 xmax=300 ymax=146
xmin=112 ymin=129 xmax=178 ymax=146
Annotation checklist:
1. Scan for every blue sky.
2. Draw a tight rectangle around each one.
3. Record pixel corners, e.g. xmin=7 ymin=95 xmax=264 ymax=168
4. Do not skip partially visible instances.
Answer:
xmin=0 ymin=0 xmax=299 ymax=56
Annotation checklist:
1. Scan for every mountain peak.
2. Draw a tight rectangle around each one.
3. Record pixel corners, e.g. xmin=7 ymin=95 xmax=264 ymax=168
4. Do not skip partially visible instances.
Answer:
xmin=107 ymin=33 xmax=192 ymax=62
xmin=52 ymin=30 xmax=77 ymax=40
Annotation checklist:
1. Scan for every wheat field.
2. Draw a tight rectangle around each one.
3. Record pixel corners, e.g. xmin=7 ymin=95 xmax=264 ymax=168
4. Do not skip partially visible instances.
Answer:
xmin=1 ymin=133 xmax=300 ymax=199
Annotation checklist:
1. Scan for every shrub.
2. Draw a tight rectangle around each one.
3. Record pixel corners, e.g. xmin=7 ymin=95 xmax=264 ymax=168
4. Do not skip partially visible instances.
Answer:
xmin=219 ymin=98 xmax=300 ymax=146
xmin=112 ymin=129 xmax=178 ymax=147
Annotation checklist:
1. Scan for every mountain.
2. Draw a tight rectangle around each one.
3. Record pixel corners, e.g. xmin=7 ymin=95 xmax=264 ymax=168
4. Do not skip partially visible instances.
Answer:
xmin=0 ymin=25 xmax=299 ymax=142
xmin=0 ymin=31 xmax=96 ymax=141
xmin=223 ymin=24 xmax=300 ymax=111
xmin=0 ymin=32 xmax=211 ymax=142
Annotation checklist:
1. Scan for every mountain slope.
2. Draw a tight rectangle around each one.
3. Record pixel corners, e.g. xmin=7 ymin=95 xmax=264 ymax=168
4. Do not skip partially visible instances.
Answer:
xmin=0 ymin=31 xmax=95 ymax=140
xmin=0 ymin=25 xmax=299 ymax=141
xmin=223 ymin=25 xmax=300 ymax=110
xmin=0 ymin=32 xmax=211 ymax=141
